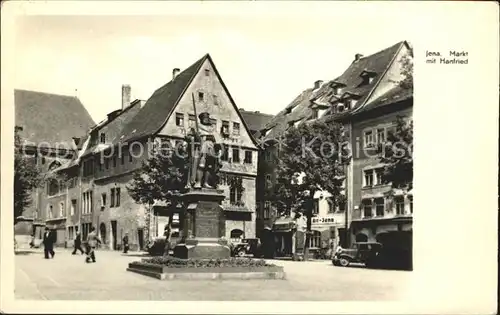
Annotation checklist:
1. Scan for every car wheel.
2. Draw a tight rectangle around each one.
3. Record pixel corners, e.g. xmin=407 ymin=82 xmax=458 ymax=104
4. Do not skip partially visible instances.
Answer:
xmin=237 ymin=250 xmax=246 ymax=257
xmin=339 ymin=257 xmax=350 ymax=267
xmin=332 ymin=260 xmax=340 ymax=266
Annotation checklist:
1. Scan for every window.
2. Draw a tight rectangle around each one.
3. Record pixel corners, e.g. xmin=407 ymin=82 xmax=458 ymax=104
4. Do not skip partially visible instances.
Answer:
xmin=221 ymin=145 xmax=229 ymax=161
xmin=221 ymin=120 xmax=230 ymax=135
xmin=308 ymin=231 xmax=321 ymax=248
xmin=105 ymin=158 xmax=109 ymax=169
xmin=409 ymin=197 xmax=413 ymax=214
xmin=364 ymin=170 xmax=374 ymax=187
xmin=395 ymin=197 xmax=405 ymax=215
xmin=338 ymin=201 xmax=346 ymax=212
xmin=244 ymin=151 xmax=253 ymax=164
xmin=265 ymin=174 xmax=272 ymax=188
xmin=100 ymin=133 xmax=106 ymax=144
xmin=232 ymin=148 xmax=240 ymax=163
xmin=121 ymin=151 xmax=125 ymax=165
xmin=376 ymin=128 xmax=385 ymax=144
xmin=175 ymin=113 xmax=184 ymax=127
xmin=229 ymin=177 xmax=243 ymax=205
xmin=59 ymin=202 xmax=65 ymax=217
xmin=375 ymin=169 xmax=383 ymax=185
xmin=101 ymin=193 xmax=107 ymax=208
xmin=71 ymin=199 xmax=76 ymax=216
xmin=363 ymin=200 xmax=372 ymax=217
xmin=265 ymin=150 xmax=272 ymax=162
xmin=204 ymin=69 xmax=210 ymax=76
xmin=312 ymin=200 xmax=319 ymax=215
xmin=233 ymin=122 xmax=240 ymax=136
xmin=198 ymin=92 xmax=204 ymax=101
xmin=364 ymin=130 xmax=374 ymax=147
xmin=327 ymin=198 xmax=335 ymax=214
xmin=264 ymin=201 xmax=271 ymax=218
xmin=375 ymin=198 xmax=385 ymax=216
xmin=213 ymin=94 xmax=219 ymax=106
xmin=41 ymin=156 xmax=46 ymax=164
xmin=333 ymin=87 xmax=342 ymax=95
xmin=337 ymin=103 xmax=346 ymax=113
xmin=113 ymin=155 xmax=117 ymax=167
xmin=116 ymin=188 xmax=121 ymax=207
xmin=110 ymin=188 xmax=115 ymax=208
xmin=188 ymin=114 xmax=196 ymax=129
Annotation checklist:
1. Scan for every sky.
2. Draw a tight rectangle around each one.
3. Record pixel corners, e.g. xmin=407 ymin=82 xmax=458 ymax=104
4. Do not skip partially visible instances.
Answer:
xmin=14 ymin=12 xmax=416 ymax=124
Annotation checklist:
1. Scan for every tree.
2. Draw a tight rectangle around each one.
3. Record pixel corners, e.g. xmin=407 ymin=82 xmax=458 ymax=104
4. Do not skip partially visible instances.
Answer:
xmin=269 ymin=120 xmax=350 ymax=260
xmin=14 ymin=127 xmax=43 ymax=224
xmin=127 ymin=140 xmax=190 ymax=250
xmin=399 ymin=53 xmax=413 ymax=90
xmin=378 ymin=116 xmax=413 ymax=191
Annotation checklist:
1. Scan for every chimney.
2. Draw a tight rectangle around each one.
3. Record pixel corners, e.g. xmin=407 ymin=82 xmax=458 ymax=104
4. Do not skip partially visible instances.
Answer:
xmin=121 ymin=84 xmax=131 ymax=110
xmin=354 ymin=53 xmax=364 ymax=62
xmin=314 ymin=80 xmax=324 ymax=89
xmin=172 ymin=68 xmax=180 ymax=80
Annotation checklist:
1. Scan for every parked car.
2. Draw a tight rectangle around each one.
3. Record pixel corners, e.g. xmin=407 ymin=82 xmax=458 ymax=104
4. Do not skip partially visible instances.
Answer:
xmin=366 ymin=247 xmax=413 ymax=270
xmin=231 ymin=238 xmax=263 ymax=258
xmin=332 ymin=242 xmax=382 ymax=267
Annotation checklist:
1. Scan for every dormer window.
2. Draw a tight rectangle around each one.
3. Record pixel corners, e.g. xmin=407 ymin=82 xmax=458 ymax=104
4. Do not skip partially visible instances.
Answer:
xmin=337 ymin=103 xmax=346 ymax=113
xmin=360 ymin=70 xmax=377 ymax=85
xmin=333 ymin=86 xmax=343 ymax=95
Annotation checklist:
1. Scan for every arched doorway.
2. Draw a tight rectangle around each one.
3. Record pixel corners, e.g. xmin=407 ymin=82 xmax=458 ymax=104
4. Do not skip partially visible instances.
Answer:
xmin=99 ymin=223 xmax=107 ymax=247
xmin=230 ymin=229 xmax=244 ymax=243
xmin=355 ymin=233 xmax=368 ymax=242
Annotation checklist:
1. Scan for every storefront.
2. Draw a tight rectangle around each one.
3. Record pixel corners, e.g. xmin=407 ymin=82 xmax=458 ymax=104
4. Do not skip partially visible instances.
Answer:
xmin=272 ymin=217 xmax=296 ymax=257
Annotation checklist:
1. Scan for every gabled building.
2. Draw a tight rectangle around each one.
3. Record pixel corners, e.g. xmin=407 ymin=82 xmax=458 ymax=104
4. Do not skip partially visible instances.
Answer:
xmin=14 ymin=89 xmax=95 ymax=245
xmin=255 ymin=40 xmax=412 ymax=257
xmin=38 ymin=54 xmax=261 ymax=250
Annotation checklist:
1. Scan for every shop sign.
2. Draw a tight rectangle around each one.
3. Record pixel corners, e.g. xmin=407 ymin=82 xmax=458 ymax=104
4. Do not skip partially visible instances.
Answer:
xmin=312 ymin=217 xmax=335 ymax=224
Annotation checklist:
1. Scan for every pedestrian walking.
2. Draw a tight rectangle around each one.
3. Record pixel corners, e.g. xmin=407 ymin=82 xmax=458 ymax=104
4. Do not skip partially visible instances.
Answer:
xmin=85 ymin=227 xmax=102 ymax=263
xmin=122 ymin=233 xmax=129 ymax=254
xmin=42 ymin=227 xmax=55 ymax=259
xmin=72 ymin=231 xmax=85 ymax=255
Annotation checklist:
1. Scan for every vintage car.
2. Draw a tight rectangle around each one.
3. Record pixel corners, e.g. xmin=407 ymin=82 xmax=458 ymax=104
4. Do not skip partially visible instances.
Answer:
xmin=332 ymin=242 xmax=383 ymax=267
xmin=231 ymin=238 xmax=263 ymax=258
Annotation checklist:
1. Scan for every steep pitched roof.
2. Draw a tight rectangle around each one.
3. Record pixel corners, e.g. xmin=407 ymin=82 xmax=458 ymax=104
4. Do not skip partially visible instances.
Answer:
xmin=322 ymin=41 xmax=407 ymax=115
xmin=116 ymin=53 xmax=259 ymax=148
xmin=239 ymin=110 xmax=273 ymax=133
xmin=262 ymin=88 xmax=316 ymax=141
xmin=14 ymin=89 xmax=95 ymax=148
xmin=118 ymin=55 xmax=208 ymax=143
xmin=81 ymin=101 xmax=142 ymax=157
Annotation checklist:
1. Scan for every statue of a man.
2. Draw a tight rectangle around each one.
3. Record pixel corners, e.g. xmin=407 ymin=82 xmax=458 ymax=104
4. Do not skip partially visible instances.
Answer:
xmin=186 ymin=112 xmax=222 ymax=189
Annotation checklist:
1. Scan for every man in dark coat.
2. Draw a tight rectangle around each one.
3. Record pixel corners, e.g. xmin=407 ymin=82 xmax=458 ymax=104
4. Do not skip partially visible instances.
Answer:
xmin=72 ymin=231 xmax=84 ymax=255
xmin=122 ymin=233 xmax=129 ymax=254
xmin=42 ymin=227 xmax=55 ymax=259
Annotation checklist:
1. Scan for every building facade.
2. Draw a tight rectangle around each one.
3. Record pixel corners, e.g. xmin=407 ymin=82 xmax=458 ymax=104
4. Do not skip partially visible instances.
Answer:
xmin=36 ymin=54 xmax=261 ymax=250
xmin=14 ymin=90 xmax=95 ymax=247
xmin=255 ymin=41 xmax=413 ymax=256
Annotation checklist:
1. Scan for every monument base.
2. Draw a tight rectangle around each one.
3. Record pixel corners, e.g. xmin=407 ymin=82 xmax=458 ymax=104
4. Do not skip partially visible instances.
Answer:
xmin=172 ymin=187 xmax=229 ymax=260
xmin=173 ymin=238 xmax=230 ymax=259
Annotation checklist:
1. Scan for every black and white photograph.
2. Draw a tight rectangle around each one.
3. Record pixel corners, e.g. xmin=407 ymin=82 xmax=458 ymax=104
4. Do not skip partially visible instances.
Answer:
xmin=1 ymin=1 xmax=498 ymax=314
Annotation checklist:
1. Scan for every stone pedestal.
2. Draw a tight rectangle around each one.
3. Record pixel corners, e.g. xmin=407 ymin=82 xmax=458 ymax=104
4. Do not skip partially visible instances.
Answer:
xmin=173 ymin=188 xmax=230 ymax=259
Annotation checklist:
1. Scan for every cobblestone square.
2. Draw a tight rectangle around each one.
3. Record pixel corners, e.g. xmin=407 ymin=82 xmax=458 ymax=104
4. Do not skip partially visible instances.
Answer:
xmin=15 ymin=249 xmax=411 ymax=301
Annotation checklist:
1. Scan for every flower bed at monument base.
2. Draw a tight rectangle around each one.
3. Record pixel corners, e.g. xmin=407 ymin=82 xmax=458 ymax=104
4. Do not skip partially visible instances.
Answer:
xmin=126 ymin=257 xmax=286 ymax=280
